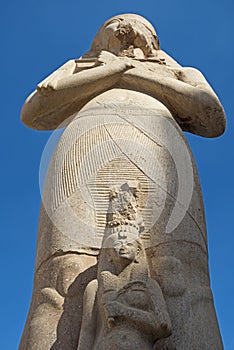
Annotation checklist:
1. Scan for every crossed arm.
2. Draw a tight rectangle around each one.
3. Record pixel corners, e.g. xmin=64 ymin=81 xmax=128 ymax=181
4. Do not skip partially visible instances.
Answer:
xmin=102 ymin=278 xmax=172 ymax=341
xmin=78 ymin=277 xmax=172 ymax=349
xmin=120 ymin=63 xmax=225 ymax=137
xmin=21 ymin=52 xmax=133 ymax=130
xmin=21 ymin=50 xmax=225 ymax=137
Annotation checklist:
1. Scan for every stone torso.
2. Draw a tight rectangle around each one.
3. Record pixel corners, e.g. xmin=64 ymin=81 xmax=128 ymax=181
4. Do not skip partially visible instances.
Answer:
xmin=38 ymin=89 xmax=204 ymax=267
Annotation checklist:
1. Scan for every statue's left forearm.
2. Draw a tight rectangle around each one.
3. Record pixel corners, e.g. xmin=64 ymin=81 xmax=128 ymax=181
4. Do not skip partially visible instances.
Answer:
xmin=119 ymin=70 xmax=226 ymax=137
xmin=109 ymin=302 xmax=158 ymax=334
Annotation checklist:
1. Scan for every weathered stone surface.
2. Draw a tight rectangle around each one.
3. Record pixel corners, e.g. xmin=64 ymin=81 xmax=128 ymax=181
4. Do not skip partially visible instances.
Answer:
xmin=20 ymin=13 xmax=225 ymax=350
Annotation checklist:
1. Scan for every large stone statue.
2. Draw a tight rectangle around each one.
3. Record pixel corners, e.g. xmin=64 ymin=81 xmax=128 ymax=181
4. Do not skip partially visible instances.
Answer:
xmin=20 ymin=14 xmax=226 ymax=350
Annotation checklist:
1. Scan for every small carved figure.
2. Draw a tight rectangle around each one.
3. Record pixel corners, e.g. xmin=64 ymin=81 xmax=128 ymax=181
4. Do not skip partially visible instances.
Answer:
xmin=78 ymin=183 xmax=171 ymax=349
xmin=78 ymin=229 xmax=171 ymax=350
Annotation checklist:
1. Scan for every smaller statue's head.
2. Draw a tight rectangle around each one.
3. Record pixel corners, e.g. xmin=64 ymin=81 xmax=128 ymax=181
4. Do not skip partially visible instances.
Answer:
xmin=84 ymin=14 xmax=160 ymax=59
xmin=104 ymin=227 xmax=142 ymax=265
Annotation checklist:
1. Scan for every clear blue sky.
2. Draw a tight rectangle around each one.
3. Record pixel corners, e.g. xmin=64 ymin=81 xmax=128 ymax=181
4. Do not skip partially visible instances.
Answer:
xmin=1 ymin=1 xmax=233 ymax=349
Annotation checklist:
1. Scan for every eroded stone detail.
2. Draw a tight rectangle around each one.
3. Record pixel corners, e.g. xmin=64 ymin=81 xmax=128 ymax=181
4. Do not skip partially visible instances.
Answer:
xmin=78 ymin=184 xmax=172 ymax=349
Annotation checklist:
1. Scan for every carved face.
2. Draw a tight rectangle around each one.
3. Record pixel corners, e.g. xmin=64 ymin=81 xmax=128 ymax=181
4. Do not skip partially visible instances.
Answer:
xmin=109 ymin=236 xmax=139 ymax=263
xmin=87 ymin=15 xmax=160 ymax=59
xmin=100 ymin=19 xmax=156 ymax=58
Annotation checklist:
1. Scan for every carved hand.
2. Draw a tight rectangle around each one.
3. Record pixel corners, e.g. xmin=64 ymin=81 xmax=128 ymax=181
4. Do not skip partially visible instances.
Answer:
xmin=37 ymin=79 xmax=58 ymax=95
xmin=96 ymin=50 xmax=135 ymax=72
xmin=104 ymin=300 xmax=123 ymax=319
xmin=101 ymin=290 xmax=118 ymax=308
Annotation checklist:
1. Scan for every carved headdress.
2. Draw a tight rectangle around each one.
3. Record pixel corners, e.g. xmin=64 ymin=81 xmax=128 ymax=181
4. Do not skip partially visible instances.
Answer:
xmin=84 ymin=13 xmax=160 ymax=58
xmin=102 ymin=182 xmax=145 ymax=248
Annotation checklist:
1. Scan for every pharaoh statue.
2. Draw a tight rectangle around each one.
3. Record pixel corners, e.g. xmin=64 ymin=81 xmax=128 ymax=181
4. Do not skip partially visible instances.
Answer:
xmin=78 ymin=183 xmax=172 ymax=350
xmin=20 ymin=13 xmax=226 ymax=350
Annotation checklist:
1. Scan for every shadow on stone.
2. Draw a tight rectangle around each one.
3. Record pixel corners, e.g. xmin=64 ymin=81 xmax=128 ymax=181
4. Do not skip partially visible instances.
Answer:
xmin=51 ymin=263 xmax=98 ymax=350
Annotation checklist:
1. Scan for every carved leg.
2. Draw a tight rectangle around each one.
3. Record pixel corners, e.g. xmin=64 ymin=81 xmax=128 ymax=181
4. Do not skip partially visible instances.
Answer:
xmin=148 ymin=241 xmax=223 ymax=350
xmin=19 ymin=254 xmax=97 ymax=350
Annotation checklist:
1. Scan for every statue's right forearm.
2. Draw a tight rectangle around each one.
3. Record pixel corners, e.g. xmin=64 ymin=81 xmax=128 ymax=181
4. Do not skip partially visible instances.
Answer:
xmin=54 ymin=63 xmax=129 ymax=99
xmin=21 ymin=62 xmax=131 ymax=130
